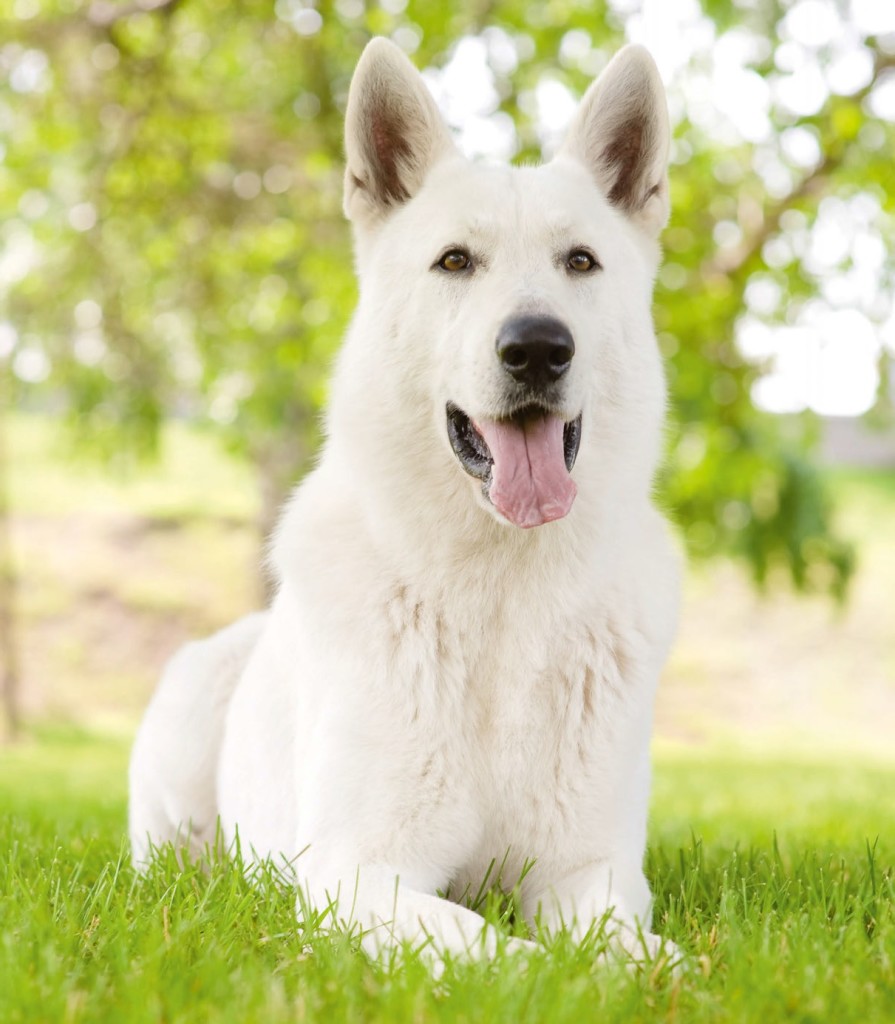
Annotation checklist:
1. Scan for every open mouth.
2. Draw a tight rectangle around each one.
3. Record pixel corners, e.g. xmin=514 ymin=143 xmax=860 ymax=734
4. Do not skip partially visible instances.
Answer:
xmin=446 ymin=402 xmax=582 ymax=529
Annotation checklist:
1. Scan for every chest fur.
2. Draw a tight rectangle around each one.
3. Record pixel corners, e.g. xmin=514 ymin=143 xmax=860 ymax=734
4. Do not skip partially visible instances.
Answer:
xmin=381 ymin=579 xmax=649 ymax=831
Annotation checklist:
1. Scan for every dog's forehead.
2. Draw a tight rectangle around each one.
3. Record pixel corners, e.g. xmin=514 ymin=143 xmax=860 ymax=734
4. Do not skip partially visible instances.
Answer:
xmin=420 ymin=159 xmax=609 ymax=243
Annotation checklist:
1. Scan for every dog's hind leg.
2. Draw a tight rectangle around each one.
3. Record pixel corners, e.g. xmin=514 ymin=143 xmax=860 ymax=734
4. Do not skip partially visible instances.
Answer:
xmin=128 ymin=612 xmax=267 ymax=869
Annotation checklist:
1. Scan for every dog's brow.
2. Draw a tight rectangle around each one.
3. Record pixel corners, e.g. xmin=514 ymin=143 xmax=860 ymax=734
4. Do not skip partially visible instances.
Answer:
xmin=462 ymin=218 xmax=500 ymax=242
xmin=546 ymin=219 xmax=579 ymax=239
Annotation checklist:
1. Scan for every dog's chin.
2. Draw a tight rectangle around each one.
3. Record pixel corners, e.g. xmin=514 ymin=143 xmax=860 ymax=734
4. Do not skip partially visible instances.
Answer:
xmin=446 ymin=402 xmax=582 ymax=529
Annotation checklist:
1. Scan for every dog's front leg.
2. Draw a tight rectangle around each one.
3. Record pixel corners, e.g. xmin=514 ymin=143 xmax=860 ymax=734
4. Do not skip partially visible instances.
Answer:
xmin=526 ymin=860 xmax=670 ymax=962
xmin=295 ymin=849 xmax=529 ymax=963
xmin=289 ymin=708 xmax=531 ymax=964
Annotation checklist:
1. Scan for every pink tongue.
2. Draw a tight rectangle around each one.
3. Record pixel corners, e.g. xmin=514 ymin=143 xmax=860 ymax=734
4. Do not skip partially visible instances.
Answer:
xmin=474 ymin=414 xmax=577 ymax=529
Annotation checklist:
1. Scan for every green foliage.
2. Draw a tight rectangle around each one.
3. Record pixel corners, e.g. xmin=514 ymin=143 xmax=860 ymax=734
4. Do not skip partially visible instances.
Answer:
xmin=2 ymin=0 xmax=893 ymax=591
xmin=2 ymin=732 xmax=894 ymax=1021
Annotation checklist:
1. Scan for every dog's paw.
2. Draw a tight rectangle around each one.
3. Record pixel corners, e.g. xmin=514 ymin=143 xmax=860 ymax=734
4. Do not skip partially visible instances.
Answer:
xmin=420 ymin=931 xmax=537 ymax=980
xmin=605 ymin=926 xmax=685 ymax=973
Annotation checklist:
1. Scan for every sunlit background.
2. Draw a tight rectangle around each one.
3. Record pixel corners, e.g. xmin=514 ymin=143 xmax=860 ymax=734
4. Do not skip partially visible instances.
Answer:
xmin=0 ymin=0 xmax=893 ymax=757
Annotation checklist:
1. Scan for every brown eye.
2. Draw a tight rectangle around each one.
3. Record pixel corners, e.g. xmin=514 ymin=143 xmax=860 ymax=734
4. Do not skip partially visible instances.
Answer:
xmin=438 ymin=250 xmax=471 ymax=272
xmin=567 ymin=249 xmax=599 ymax=273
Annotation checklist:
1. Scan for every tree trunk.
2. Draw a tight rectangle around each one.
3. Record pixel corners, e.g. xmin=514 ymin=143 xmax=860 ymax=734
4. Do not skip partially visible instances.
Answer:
xmin=254 ymin=433 xmax=312 ymax=607
xmin=0 ymin=399 xmax=22 ymax=741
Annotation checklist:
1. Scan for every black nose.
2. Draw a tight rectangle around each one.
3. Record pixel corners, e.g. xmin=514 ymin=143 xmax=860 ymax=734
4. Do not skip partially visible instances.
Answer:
xmin=496 ymin=315 xmax=575 ymax=389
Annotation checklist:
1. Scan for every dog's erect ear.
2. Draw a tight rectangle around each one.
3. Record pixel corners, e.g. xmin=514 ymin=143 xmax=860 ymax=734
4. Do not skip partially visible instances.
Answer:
xmin=344 ymin=38 xmax=456 ymax=226
xmin=558 ymin=45 xmax=670 ymax=237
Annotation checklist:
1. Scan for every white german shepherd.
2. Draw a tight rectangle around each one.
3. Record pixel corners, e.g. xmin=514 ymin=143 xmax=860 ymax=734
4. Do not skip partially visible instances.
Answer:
xmin=130 ymin=37 xmax=680 ymax=962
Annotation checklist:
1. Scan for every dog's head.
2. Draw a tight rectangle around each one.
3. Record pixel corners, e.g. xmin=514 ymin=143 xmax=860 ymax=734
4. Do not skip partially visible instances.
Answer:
xmin=335 ymin=38 xmax=670 ymax=531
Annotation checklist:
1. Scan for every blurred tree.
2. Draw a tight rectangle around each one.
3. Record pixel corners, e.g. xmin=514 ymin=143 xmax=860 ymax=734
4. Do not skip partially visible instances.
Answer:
xmin=1 ymin=0 xmax=893 ymax=601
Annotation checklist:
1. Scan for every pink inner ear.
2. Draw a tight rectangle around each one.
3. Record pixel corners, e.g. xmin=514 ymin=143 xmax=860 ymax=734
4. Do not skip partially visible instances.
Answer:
xmin=601 ymin=112 xmax=657 ymax=212
xmin=364 ymin=106 xmax=414 ymax=206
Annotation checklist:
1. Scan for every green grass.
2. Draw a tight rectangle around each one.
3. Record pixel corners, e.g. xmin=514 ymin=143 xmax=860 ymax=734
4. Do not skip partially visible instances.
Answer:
xmin=2 ymin=732 xmax=893 ymax=1023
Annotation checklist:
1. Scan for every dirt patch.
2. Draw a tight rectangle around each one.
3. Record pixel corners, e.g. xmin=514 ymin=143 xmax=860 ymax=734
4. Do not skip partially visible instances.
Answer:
xmin=657 ymin=555 xmax=895 ymax=760
xmin=10 ymin=510 xmax=258 ymax=724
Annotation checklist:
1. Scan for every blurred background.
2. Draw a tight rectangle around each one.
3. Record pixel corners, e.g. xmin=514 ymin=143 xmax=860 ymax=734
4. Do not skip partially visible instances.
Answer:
xmin=0 ymin=0 xmax=893 ymax=758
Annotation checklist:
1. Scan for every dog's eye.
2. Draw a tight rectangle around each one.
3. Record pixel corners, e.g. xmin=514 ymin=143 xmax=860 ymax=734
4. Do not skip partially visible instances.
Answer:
xmin=438 ymin=250 xmax=471 ymax=272
xmin=567 ymin=250 xmax=600 ymax=273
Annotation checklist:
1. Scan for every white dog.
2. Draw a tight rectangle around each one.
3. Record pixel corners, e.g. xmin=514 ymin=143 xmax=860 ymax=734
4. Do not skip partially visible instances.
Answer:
xmin=130 ymin=37 xmax=680 ymax=963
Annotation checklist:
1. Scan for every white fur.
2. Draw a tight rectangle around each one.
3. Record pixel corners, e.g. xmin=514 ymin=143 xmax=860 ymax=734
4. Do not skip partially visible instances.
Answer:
xmin=129 ymin=38 xmax=681 ymax=963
